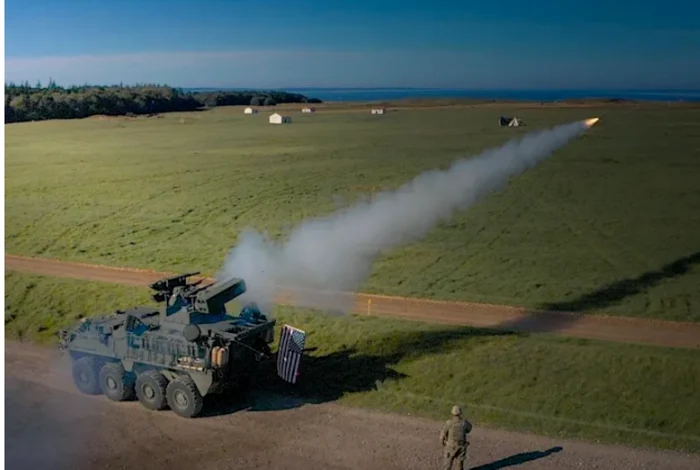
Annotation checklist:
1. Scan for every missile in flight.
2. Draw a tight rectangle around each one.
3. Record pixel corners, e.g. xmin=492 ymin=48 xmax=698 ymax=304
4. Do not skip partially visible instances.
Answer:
xmin=584 ymin=117 xmax=600 ymax=128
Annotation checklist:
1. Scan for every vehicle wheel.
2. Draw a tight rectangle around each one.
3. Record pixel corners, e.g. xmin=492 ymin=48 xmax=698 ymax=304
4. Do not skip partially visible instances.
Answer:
xmin=72 ymin=356 xmax=101 ymax=395
xmin=99 ymin=362 xmax=135 ymax=401
xmin=135 ymin=370 xmax=168 ymax=410
xmin=166 ymin=375 xmax=204 ymax=418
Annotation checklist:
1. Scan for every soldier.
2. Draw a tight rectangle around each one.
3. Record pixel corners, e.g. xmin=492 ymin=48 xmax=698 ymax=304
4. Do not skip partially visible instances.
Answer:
xmin=440 ymin=405 xmax=472 ymax=470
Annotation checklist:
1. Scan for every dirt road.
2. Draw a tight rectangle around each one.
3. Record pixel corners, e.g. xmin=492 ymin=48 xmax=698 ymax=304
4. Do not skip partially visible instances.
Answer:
xmin=5 ymin=341 xmax=699 ymax=470
xmin=6 ymin=254 xmax=700 ymax=350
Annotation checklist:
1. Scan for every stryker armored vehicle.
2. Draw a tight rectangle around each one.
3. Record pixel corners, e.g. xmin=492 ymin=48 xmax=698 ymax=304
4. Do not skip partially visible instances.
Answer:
xmin=58 ymin=271 xmax=306 ymax=418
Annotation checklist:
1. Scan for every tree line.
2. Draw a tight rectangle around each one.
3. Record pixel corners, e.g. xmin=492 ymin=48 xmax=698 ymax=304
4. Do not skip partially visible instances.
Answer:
xmin=4 ymin=80 xmax=323 ymax=123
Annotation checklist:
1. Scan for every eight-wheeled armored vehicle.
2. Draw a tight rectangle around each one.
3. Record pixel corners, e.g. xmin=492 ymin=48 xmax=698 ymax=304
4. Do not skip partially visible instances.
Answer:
xmin=58 ymin=271 xmax=306 ymax=418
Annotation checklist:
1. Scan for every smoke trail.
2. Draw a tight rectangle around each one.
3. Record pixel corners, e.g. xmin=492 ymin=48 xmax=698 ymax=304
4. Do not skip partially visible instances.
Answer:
xmin=218 ymin=118 xmax=598 ymax=313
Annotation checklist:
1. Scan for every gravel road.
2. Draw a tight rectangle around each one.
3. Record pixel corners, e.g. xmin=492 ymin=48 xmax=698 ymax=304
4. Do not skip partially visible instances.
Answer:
xmin=5 ymin=341 xmax=700 ymax=470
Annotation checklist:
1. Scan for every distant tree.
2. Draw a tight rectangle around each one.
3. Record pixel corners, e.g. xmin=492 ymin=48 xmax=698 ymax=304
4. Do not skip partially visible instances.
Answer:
xmin=4 ymin=83 xmax=322 ymax=123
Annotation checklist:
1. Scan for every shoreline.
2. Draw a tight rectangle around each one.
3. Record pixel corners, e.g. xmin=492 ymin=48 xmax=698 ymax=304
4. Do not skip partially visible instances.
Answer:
xmin=224 ymin=97 xmax=700 ymax=113
xmin=6 ymin=96 xmax=699 ymax=126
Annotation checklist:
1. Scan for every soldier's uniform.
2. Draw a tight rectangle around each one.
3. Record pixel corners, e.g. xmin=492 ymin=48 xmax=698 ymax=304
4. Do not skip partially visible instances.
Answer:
xmin=439 ymin=405 xmax=472 ymax=470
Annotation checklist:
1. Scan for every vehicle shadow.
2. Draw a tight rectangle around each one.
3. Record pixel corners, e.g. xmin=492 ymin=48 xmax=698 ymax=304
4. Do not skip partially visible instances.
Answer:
xmin=198 ymin=348 xmax=405 ymax=417
xmin=495 ymin=250 xmax=700 ymax=335
xmin=200 ymin=325 xmax=518 ymax=418
xmin=198 ymin=252 xmax=700 ymax=418
xmin=470 ymin=446 xmax=563 ymax=470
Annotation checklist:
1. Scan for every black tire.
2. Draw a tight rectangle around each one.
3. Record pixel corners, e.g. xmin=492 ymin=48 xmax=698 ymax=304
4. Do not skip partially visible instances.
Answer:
xmin=135 ymin=370 xmax=169 ymax=410
xmin=166 ymin=375 xmax=204 ymax=418
xmin=72 ymin=356 xmax=101 ymax=395
xmin=99 ymin=362 xmax=135 ymax=402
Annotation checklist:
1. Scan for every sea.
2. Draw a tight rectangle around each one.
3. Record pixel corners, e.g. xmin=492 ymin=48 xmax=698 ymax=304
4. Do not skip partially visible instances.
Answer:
xmin=182 ymin=87 xmax=700 ymax=103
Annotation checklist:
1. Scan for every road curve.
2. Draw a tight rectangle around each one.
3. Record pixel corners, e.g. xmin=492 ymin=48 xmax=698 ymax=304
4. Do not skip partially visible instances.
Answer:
xmin=5 ymin=341 xmax=700 ymax=470
xmin=5 ymin=254 xmax=700 ymax=350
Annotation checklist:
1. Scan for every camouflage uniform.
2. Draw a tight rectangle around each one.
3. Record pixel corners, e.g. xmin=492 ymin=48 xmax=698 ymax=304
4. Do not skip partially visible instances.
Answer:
xmin=440 ymin=405 xmax=472 ymax=470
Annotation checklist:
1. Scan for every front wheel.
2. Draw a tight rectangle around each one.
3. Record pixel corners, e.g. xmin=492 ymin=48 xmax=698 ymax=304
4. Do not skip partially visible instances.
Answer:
xmin=72 ymin=356 xmax=101 ymax=395
xmin=166 ymin=376 xmax=204 ymax=418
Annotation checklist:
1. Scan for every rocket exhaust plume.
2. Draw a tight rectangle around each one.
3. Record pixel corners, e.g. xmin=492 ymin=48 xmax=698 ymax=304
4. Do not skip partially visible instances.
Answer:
xmin=218 ymin=118 xmax=599 ymax=313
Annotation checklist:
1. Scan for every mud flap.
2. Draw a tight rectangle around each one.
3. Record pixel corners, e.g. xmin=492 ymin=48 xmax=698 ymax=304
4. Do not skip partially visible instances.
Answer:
xmin=276 ymin=325 xmax=306 ymax=384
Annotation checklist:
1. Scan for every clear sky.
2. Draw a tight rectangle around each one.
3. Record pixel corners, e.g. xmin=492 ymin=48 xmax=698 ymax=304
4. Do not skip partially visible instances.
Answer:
xmin=5 ymin=0 xmax=700 ymax=89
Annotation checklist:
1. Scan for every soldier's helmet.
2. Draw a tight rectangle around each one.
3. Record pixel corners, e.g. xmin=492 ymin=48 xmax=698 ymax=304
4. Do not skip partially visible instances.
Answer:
xmin=451 ymin=405 xmax=462 ymax=416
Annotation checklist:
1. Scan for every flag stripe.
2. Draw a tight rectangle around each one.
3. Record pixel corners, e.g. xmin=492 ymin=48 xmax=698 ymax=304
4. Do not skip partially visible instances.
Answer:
xmin=280 ymin=327 xmax=289 ymax=378
xmin=288 ymin=351 xmax=300 ymax=384
xmin=281 ymin=326 xmax=293 ymax=382
xmin=277 ymin=327 xmax=289 ymax=378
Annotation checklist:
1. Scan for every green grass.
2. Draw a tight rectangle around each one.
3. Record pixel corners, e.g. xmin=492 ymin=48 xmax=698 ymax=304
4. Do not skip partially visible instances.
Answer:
xmin=5 ymin=104 xmax=700 ymax=322
xmin=5 ymin=271 xmax=700 ymax=452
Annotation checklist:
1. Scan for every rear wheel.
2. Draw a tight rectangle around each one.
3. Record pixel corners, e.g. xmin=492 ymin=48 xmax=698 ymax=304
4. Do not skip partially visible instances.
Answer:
xmin=72 ymin=356 xmax=101 ymax=395
xmin=166 ymin=375 xmax=204 ymax=418
xmin=99 ymin=362 xmax=135 ymax=401
xmin=135 ymin=370 xmax=168 ymax=410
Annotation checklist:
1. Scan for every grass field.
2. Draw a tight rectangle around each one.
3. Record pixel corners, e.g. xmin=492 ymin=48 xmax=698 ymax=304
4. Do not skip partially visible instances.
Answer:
xmin=5 ymin=271 xmax=700 ymax=452
xmin=5 ymin=103 xmax=700 ymax=322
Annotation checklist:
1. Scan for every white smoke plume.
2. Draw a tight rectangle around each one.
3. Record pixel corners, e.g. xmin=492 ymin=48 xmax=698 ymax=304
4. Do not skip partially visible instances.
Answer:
xmin=217 ymin=118 xmax=598 ymax=313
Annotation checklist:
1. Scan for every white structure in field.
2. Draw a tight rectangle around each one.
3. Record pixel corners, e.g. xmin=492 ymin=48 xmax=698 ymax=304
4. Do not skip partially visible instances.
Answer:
xmin=244 ymin=107 xmax=258 ymax=114
xmin=301 ymin=107 xmax=316 ymax=113
xmin=498 ymin=116 xmax=523 ymax=127
xmin=371 ymin=108 xmax=386 ymax=115
xmin=507 ymin=117 xmax=523 ymax=126
xmin=269 ymin=113 xmax=291 ymax=124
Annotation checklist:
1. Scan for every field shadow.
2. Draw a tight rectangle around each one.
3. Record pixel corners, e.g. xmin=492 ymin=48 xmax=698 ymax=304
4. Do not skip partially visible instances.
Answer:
xmin=470 ymin=446 xmax=563 ymax=470
xmin=494 ymin=251 xmax=700 ymax=335
xmin=200 ymin=325 xmax=518 ymax=418
xmin=494 ymin=310 xmax=585 ymax=335
xmin=541 ymin=251 xmax=700 ymax=312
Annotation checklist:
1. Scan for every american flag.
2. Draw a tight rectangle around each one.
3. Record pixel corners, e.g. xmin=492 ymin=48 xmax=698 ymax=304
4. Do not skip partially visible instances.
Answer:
xmin=277 ymin=324 xmax=306 ymax=384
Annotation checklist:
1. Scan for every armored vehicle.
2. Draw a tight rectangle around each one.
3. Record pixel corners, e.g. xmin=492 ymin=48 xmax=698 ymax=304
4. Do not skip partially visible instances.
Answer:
xmin=58 ymin=271 xmax=306 ymax=418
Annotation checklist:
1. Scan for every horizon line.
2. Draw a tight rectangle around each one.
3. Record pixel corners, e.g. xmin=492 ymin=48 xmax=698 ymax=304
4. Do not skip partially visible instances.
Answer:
xmin=5 ymin=82 xmax=700 ymax=93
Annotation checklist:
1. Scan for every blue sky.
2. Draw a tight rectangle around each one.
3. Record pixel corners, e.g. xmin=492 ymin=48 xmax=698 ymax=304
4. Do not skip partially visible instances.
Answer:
xmin=5 ymin=0 xmax=700 ymax=89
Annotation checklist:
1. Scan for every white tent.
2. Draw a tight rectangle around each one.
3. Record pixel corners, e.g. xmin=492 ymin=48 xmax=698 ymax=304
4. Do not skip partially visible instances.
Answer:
xmin=244 ymin=107 xmax=258 ymax=114
xmin=508 ymin=117 xmax=522 ymax=127
xmin=301 ymin=107 xmax=316 ymax=113
xmin=371 ymin=108 xmax=385 ymax=115
xmin=269 ymin=113 xmax=291 ymax=124
xmin=498 ymin=116 xmax=524 ymax=127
